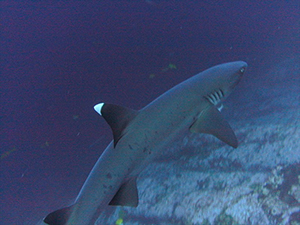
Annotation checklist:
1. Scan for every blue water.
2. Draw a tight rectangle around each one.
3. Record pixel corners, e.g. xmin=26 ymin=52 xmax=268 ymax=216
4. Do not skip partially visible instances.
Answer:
xmin=1 ymin=1 xmax=299 ymax=224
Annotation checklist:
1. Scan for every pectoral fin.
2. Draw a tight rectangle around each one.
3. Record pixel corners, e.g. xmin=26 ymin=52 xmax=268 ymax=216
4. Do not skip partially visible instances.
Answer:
xmin=189 ymin=107 xmax=238 ymax=148
xmin=109 ymin=177 xmax=139 ymax=207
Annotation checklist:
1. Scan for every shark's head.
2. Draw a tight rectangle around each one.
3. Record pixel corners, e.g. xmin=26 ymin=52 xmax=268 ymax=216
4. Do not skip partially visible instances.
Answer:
xmin=200 ymin=61 xmax=247 ymax=106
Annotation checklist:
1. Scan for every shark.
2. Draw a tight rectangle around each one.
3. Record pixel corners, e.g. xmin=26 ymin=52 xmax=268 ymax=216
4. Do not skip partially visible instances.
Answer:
xmin=44 ymin=61 xmax=247 ymax=225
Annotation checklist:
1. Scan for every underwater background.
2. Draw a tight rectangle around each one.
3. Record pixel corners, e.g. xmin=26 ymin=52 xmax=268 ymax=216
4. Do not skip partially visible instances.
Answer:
xmin=1 ymin=1 xmax=299 ymax=225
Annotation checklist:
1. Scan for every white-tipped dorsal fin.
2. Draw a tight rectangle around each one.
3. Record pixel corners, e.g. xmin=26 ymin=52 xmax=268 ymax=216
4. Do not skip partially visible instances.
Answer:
xmin=94 ymin=103 xmax=105 ymax=115
xmin=93 ymin=103 xmax=138 ymax=147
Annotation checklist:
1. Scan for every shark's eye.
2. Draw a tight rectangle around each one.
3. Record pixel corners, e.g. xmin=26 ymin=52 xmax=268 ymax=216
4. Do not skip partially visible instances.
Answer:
xmin=240 ymin=67 xmax=246 ymax=73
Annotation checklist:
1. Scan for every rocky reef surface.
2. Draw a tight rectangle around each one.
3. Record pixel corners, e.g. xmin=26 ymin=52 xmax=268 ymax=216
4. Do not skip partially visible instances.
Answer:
xmin=97 ymin=58 xmax=300 ymax=225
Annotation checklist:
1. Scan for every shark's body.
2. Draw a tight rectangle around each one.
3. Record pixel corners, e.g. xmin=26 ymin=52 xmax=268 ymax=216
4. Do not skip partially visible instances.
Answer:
xmin=44 ymin=61 xmax=247 ymax=225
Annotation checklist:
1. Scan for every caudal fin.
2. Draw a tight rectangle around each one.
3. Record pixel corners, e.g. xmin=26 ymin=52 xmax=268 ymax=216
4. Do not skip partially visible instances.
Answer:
xmin=43 ymin=205 xmax=74 ymax=225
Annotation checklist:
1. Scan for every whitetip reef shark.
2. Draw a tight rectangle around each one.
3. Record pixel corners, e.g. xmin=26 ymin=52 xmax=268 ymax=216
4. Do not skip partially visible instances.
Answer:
xmin=44 ymin=61 xmax=247 ymax=225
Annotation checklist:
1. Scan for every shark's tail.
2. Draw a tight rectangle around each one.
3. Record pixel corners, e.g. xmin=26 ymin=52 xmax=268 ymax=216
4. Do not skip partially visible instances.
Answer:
xmin=43 ymin=204 xmax=74 ymax=225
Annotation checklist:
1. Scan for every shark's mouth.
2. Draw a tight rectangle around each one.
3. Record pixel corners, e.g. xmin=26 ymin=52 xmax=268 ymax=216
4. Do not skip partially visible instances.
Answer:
xmin=204 ymin=89 xmax=224 ymax=105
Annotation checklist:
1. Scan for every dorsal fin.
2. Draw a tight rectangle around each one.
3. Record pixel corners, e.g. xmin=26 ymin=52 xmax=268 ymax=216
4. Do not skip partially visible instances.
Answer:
xmin=94 ymin=103 xmax=138 ymax=147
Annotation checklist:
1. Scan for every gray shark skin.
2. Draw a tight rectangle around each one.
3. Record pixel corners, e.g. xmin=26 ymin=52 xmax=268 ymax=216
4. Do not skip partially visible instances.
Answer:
xmin=44 ymin=61 xmax=247 ymax=225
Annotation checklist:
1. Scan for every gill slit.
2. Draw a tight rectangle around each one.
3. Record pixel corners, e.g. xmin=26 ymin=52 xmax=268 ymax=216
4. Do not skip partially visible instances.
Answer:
xmin=204 ymin=88 xmax=224 ymax=105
